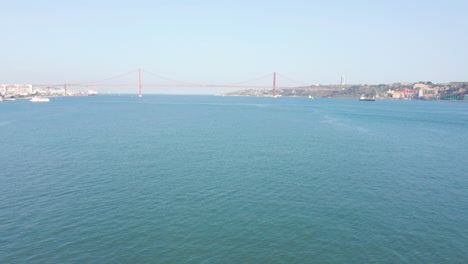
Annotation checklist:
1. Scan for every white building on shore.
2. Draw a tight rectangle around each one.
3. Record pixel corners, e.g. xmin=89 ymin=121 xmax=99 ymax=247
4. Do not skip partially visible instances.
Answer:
xmin=0 ymin=84 xmax=33 ymax=95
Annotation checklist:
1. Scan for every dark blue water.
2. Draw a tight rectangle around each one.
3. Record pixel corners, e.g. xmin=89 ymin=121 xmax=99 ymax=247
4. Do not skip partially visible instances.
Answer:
xmin=1 ymin=96 xmax=467 ymax=263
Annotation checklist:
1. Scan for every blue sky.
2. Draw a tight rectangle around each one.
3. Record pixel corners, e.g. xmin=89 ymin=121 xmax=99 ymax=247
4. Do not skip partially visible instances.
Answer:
xmin=2 ymin=0 xmax=467 ymax=93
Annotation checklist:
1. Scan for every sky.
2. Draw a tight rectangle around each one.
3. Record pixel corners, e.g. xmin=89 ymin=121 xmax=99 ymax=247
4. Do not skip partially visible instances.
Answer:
xmin=2 ymin=0 xmax=468 ymax=93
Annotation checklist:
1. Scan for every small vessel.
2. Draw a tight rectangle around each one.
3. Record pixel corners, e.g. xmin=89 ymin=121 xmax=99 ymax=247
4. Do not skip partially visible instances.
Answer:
xmin=308 ymin=95 xmax=314 ymax=99
xmin=87 ymin=90 xmax=98 ymax=96
xmin=30 ymin=97 xmax=50 ymax=103
xmin=359 ymin=95 xmax=375 ymax=101
xmin=3 ymin=96 xmax=16 ymax=101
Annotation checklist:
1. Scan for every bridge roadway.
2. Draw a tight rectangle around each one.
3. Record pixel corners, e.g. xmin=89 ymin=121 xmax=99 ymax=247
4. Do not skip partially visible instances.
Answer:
xmin=47 ymin=83 xmax=341 ymax=91
xmin=34 ymin=69 xmax=343 ymax=94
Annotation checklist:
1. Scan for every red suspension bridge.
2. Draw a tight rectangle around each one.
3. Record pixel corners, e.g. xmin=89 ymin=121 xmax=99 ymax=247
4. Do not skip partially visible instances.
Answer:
xmin=38 ymin=69 xmax=341 ymax=97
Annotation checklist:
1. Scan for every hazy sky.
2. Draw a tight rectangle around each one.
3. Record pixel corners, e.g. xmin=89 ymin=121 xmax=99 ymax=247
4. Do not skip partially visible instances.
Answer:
xmin=2 ymin=0 xmax=467 ymax=93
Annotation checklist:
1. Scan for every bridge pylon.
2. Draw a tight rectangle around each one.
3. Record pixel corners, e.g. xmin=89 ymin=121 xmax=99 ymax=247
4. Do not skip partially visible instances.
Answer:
xmin=273 ymin=72 xmax=277 ymax=98
xmin=138 ymin=68 xmax=142 ymax=97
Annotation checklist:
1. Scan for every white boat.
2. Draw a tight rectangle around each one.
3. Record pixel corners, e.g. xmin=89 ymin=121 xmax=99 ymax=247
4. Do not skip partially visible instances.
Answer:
xmin=359 ymin=94 xmax=375 ymax=101
xmin=308 ymin=95 xmax=314 ymax=99
xmin=30 ymin=97 xmax=50 ymax=103
xmin=87 ymin=90 xmax=98 ymax=96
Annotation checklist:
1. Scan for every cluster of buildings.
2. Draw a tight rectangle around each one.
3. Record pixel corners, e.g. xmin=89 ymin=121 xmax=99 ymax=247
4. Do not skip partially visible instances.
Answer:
xmin=387 ymin=84 xmax=440 ymax=100
xmin=0 ymin=84 xmax=33 ymax=96
xmin=0 ymin=84 xmax=98 ymax=97
xmin=387 ymin=83 xmax=468 ymax=100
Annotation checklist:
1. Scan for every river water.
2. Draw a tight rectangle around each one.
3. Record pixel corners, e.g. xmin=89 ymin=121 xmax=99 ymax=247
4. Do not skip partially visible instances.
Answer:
xmin=1 ymin=95 xmax=467 ymax=263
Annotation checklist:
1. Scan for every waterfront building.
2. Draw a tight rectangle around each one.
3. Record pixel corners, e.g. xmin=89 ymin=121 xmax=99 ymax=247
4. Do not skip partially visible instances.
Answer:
xmin=0 ymin=84 xmax=33 ymax=95
xmin=388 ymin=88 xmax=418 ymax=99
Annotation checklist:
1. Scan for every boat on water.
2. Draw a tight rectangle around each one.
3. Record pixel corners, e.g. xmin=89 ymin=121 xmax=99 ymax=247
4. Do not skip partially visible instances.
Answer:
xmin=30 ymin=97 xmax=50 ymax=103
xmin=359 ymin=95 xmax=375 ymax=101
xmin=87 ymin=90 xmax=98 ymax=96
xmin=309 ymin=95 xmax=314 ymax=99
xmin=3 ymin=96 xmax=16 ymax=101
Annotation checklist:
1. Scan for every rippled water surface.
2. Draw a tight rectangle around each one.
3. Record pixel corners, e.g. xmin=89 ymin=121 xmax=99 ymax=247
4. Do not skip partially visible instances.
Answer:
xmin=1 ymin=96 xmax=467 ymax=263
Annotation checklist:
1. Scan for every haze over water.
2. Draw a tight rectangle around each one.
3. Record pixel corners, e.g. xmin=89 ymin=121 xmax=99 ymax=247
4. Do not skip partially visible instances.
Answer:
xmin=1 ymin=96 xmax=467 ymax=263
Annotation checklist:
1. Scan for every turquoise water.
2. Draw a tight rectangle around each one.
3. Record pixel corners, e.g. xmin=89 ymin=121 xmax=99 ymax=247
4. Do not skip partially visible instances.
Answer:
xmin=1 ymin=95 xmax=467 ymax=263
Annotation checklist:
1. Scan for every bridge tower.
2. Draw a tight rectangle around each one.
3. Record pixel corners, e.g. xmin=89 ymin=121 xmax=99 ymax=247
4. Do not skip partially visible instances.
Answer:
xmin=273 ymin=72 xmax=277 ymax=98
xmin=138 ymin=68 xmax=142 ymax=98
